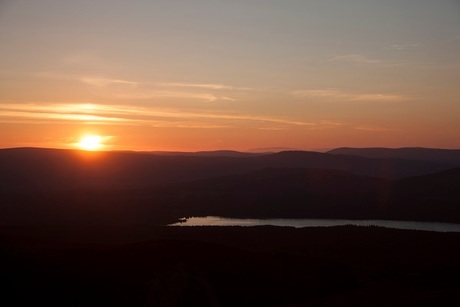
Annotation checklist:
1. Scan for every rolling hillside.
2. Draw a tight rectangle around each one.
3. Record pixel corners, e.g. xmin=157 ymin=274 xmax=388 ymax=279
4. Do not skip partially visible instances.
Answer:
xmin=0 ymin=147 xmax=459 ymax=225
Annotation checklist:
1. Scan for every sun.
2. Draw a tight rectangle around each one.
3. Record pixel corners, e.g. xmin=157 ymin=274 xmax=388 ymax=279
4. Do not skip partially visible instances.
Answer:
xmin=78 ymin=135 xmax=103 ymax=151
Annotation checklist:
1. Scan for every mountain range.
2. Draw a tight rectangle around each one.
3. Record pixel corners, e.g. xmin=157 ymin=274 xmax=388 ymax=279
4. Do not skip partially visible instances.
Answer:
xmin=1 ymin=147 xmax=460 ymax=306
xmin=329 ymin=147 xmax=460 ymax=165
xmin=0 ymin=147 xmax=459 ymax=225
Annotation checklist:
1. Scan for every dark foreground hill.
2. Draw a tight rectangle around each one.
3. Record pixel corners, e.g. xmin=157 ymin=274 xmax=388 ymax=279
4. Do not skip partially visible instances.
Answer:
xmin=1 ymin=225 xmax=459 ymax=306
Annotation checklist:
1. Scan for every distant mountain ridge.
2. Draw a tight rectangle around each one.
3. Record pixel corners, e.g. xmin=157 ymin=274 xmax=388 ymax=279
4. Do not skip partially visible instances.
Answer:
xmin=1 ymin=147 xmax=460 ymax=225
xmin=0 ymin=147 xmax=452 ymax=193
xmin=146 ymin=150 xmax=265 ymax=157
xmin=329 ymin=147 xmax=460 ymax=165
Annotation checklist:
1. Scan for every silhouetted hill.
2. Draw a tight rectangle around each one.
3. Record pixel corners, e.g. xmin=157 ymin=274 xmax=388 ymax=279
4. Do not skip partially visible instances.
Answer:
xmin=253 ymin=150 xmax=449 ymax=179
xmin=1 ymin=147 xmax=460 ymax=225
xmin=0 ymin=147 xmax=450 ymax=193
xmin=329 ymin=147 xmax=460 ymax=165
xmin=170 ymin=168 xmax=392 ymax=219
xmin=165 ymin=167 xmax=460 ymax=223
xmin=373 ymin=168 xmax=460 ymax=223
xmin=147 ymin=150 xmax=265 ymax=157
xmin=0 ymin=147 xmax=255 ymax=192
xmin=248 ymin=146 xmax=298 ymax=153
xmin=396 ymin=168 xmax=460 ymax=198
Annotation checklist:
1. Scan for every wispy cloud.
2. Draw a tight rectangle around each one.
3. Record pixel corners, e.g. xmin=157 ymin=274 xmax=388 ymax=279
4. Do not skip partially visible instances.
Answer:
xmin=79 ymin=77 xmax=138 ymax=87
xmin=77 ymin=77 xmax=242 ymax=102
xmin=292 ymin=89 xmax=410 ymax=102
xmin=30 ymin=71 xmax=141 ymax=89
xmin=158 ymin=82 xmax=229 ymax=90
xmin=328 ymin=54 xmax=381 ymax=64
xmin=389 ymin=43 xmax=418 ymax=50
xmin=0 ymin=102 xmax=343 ymax=129
xmin=17 ymin=70 xmax=244 ymax=103
xmin=107 ymin=90 xmax=221 ymax=102
xmin=158 ymin=82 xmax=252 ymax=91
xmin=0 ymin=103 xmax=130 ymax=124
xmin=257 ymin=127 xmax=288 ymax=131
xmin=353 ymin=125 xmax=397 ymax=132
xmin=0 ymin=110 xmax=125 ymax=123
xmin=77 ymin=78 xmax=235 ymax=102
xmin=220 ymin=96 xmax=237 ymax=102
xmin=308 ymin=120 xmax=344 ymax=130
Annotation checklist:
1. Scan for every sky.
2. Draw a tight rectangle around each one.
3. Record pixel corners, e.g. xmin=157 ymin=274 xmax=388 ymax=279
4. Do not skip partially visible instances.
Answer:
xmin=1 ymin=0 xmax=459 ymax=151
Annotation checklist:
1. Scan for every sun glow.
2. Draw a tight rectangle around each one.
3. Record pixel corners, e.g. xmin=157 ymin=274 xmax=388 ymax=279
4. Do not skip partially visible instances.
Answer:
xmin=78 ymin=135 xmax=103 ymax=151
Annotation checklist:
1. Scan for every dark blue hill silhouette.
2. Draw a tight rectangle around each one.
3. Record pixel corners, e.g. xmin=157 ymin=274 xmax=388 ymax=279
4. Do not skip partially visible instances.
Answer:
xmin=253 ymin=150 xmax=448 ymax=179
xmin=168 ymin=167 xmax=460 ymax=223
xmin=396 ymin=168 xmax=460 ymax=198
xmin=147 ymin=150 xmax=264 ymax=157
xmin=383 ymin=168 xmax=460 ymax=222
xmin=1 ymin=147 xmax=460 ymax=225
xmin=0 ymin=147 xmax=451 ymax=193
xmin=328 ymin=147 xmax=460 ymax=165
xmin=169 ymin=167 xmax=392 ymax=219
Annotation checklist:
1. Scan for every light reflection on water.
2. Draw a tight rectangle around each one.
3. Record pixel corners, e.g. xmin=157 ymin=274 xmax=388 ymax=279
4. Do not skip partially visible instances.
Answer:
xmin=170 ymin=216 xmax=460 ymax=232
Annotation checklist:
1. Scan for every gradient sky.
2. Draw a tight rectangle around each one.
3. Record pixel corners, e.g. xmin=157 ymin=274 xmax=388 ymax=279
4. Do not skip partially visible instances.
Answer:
xmin=1 ymin=0 xmax=459 ymax=151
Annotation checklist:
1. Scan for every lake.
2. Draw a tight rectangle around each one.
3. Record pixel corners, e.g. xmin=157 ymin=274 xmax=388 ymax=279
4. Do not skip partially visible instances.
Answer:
xmin=170 ymin=216 xmax=460 ymax=232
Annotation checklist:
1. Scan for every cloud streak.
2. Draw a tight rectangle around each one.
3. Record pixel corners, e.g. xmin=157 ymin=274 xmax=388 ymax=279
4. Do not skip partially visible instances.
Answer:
xmin=13 ymin=71 xmax=245 ymax=103
xmin=157 ymin=82 xmax=252 ymax=91
xmin=389 ymin=43 xmax=418 ymax=50
xmin=79 ymin=77 xmax=138 ymax=87
xmin=328 ymin=54 xmax=381 ymax=64
xmin=77 ymin=77 xmax=243 ymax=102
xmin=353 ymin=125 xmax=397 ymax=132
xmin=107 ymin=90 xmax=221 ymax=102
xmin=0 ymin=102 xmax=342 ymax=129
xmin=159 ymin=82 xmax=229 ymax=90
xmin=292 ymin=89 xmax=410 ymax=102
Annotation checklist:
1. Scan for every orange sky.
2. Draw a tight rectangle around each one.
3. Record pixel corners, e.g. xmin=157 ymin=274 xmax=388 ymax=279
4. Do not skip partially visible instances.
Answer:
xmin=1 ymin=1 xmax=459 ymax=151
